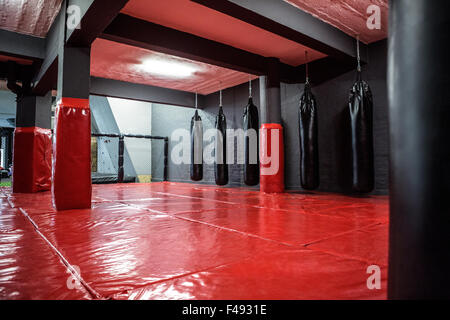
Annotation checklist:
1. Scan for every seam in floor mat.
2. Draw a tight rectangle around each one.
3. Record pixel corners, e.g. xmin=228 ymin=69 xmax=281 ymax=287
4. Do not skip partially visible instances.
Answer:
xmin=14 ymin=201 xmax=285 ymax=301
xmin=177 ymin=214 xmax=384 ymax=250
xmin=120 ymin=200 xmax=385 ymax=249
xmin=121 ymin=200 xmax=384 ymax=250
xmin=109 ymin=247 xmax=377 ymax=300
xmin=17 ymin=207 xmax=103 ymax=300
xmin=303 ymin=222 xmax=389 ymax=267
xmin=107 ymin=256 xmax=261 ymax=300
xmin=306 ymin=246 xmax=389 ymax=267
xmin=108 ymin=247 xmax=311 ymax=300
xmin=128 ymin=191 xmax=388 ymax=224
xmin=303 ymin=222 xmax=385 ymax=247
xmin=119 ymin=201 xmax=295 ymax=247
xmin=174 ymin=214 xmax=296 ymax=247
xmin=152 ymin=191 xmax=240 ymax=204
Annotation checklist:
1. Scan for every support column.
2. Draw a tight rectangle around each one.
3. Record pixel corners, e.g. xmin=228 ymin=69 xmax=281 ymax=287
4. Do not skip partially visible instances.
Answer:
xmin=259 ymin=58 xmax=284 ymax=193
xmin=12 ymin=92 xmax=52 ymax=193
xmin=7 ymin=129 xmax=13 ymax=168
xmin=118 ymin=135 xmax=124 ymax=183
xmin=388 ymin=0 xmax=450 ymax=299
xmin=53 ymin=45 xmax=92 ymax=210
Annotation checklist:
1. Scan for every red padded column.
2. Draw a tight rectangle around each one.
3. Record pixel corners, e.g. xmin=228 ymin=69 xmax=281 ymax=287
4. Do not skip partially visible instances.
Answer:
xmin=52 ymin=98 xmax=91 ymax=210
xmin=260 ymin=123 xmax=284 ymax=193
xmin=12 ymin=127 xmax=52 ymax=193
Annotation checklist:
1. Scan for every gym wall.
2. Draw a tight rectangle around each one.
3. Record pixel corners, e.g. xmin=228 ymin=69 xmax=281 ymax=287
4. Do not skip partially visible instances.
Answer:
xmin=152 ymin=39 xmax=388 ymax=194
xmin=0 ymin=41 xmax=387 ymax=194
xmin=283 ymin=39 xmax=388 ymax=194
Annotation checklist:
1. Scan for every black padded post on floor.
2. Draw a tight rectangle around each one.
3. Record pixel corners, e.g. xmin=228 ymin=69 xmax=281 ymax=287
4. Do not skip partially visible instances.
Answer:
xmin=388 ymin=0 xmax=450 ymax=299
xmin=259 ymin=58 xmax=282 ymax=125
xmin=118 ymin=135 xmax=125 ymax=183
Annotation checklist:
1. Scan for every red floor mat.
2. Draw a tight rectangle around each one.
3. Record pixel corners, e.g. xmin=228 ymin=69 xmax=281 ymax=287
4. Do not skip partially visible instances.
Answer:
xmin=0 ymin=207 xmax=91 ymax=300
xmin=34 ymin=214 xmax=284 ymax=297
xmin=112 ymin=249 xmax=387 ymax=300
xmin=177 ymin=207 xmax=377 ymax=246
xmin=0 ymin=182 xmax=389 ymax=300
xmin=308 ymin=223 xmax=389 ymax=266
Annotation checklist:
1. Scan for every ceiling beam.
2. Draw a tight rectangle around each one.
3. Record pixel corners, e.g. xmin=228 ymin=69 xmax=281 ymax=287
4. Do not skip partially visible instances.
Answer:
xmin=33 ymin=57 xmax=58 ymax=96
xmin=0 ymin=29 xmax=46 ymax=61
xmin=100 ymin=14 xmax=300 ymax=82
xmin=32 ymin=5 xmax=64 ymax=95
xmin=0 ymin=62 xmax=35 ymax=82
xmin=91 ymin=77 xmax=204 ymax=108
xmin=192 ymin=0 xmax=367 ymax=63
xmin=66 ymin=0 xmax=130 ymax=47
xmin=295 ymin=56 xmax=356 ymax=86
xmin=33 ymin=0 xmax=129 ymax=95
xmin=15 ymin=72 xmax=206 ymax=108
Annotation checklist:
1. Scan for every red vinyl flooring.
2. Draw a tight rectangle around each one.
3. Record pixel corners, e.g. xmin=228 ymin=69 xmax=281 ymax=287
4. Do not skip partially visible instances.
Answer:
xmin=0 ymin=182 xmax=389 ymax=300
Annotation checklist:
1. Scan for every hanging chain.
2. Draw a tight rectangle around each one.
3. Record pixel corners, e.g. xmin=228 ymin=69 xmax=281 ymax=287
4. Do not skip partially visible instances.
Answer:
xmin=356 ymin=35 xmax=361 ymax=72
xmin=305 ymin=51 xmax=310 ymax=84
xmin=217 ymin=81 xmax=223 ymax=107
xmin=249 ymin=76 xmax=252 ymax=98
xmin=195 ymin=92 xmax=198 ymax=109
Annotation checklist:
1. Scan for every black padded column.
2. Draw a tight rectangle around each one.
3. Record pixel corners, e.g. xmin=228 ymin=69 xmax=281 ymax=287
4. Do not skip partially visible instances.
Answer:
xmin=259 ymin=58 xmax=281 ymax=125
xmin=15 ymin=92 xmax=52 ymax=129
xmin=259 ymin=57 xmax=284 ymax=193
xmin=388 ymin=0 xmax=450 ymax=299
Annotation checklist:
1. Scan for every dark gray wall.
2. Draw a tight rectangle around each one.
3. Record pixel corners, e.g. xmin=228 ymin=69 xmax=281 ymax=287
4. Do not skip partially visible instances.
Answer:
xmin=151 ymin=80 xmax=259 ymax=185
xmin=283 ymin=39 xmax=388 ymax=194
xmin=203 ymin=79 xmax=261 ymax=187
xmin=154 ymin=39 xmax=388 ymax=194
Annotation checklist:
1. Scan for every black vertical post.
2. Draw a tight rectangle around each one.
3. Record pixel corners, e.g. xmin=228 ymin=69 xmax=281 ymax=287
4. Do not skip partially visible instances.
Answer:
xmin=0 ymin=131 xmax=2 ymax=183
xmin=118 ymin=135 xmax=124 ymax=183
xmin=259 ymin=57 xmax=282 ymax=125
xmin=259 ymin=58 xmax=284 ymax=193
xmin=12 ymin=91 xmax=52 ymax=193
xmin=388 ymin=0 xmax=450 ymax=299
xmin=163 ymin=137 xmax=169 ymax=182
xmin=53 ymin=9 xmax=92 ymax=209
xmin=7 ymin=129 xmax=13 ymax=167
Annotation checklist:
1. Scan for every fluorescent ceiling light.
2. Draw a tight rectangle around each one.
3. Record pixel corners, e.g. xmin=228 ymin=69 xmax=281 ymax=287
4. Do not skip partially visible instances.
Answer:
xmin=140 ymin=58 xmax=197 ymax=78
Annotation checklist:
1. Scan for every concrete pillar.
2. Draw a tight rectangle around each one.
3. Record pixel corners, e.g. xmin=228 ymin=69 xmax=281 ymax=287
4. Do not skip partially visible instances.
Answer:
xmin=259 ymin=58 xmax=281 ymax=124
xmin=259 ymin=58 xmax=284 ymax=193
xmin=388 ymin=0 xmax=450 ymax=299
xmin=12 ymin=92 xmax=52 ymax=193
xmin=53 ymin=45 xmax=92 ymax=210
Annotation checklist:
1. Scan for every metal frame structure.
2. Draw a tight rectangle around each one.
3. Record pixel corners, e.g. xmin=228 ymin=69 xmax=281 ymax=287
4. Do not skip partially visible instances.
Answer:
xmin=91 ymin=133 xmax=168 ymax=183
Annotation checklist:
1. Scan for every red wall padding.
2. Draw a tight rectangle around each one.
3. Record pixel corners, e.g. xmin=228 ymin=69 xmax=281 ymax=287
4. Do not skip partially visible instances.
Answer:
xmin=52 ymin=98 xmax=92 ymax=210
xmin=259 ymin=123 xmax=284 ymax=193
xmin=12 ymin=127 xmax=52 ymax=193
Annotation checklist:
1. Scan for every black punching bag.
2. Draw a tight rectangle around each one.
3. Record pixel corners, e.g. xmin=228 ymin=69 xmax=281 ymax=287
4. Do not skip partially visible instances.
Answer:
xmin=389 ymin=0 xmax=450 ymax=299
xmin=349 ymin=68 xmax=374 ymax=193
xmin=243 ymin=97 xmax=259 ymax=186
xmin=190 ymin=109 xmax=203 ymax=181
xmin=299 ymin=81 xmax=319 ymax=190
xmin=215 ymin=105 xmax=228 ymax=185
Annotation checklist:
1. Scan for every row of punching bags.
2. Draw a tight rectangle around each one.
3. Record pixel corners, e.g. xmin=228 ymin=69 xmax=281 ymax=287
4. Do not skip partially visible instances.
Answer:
xmin=190 ymin=69 xmax=374 ymax=192
xmin=190 ymin=95 xmax=259 ymax=186
xmin=299 ymin=68 xmax=374 ymax=192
